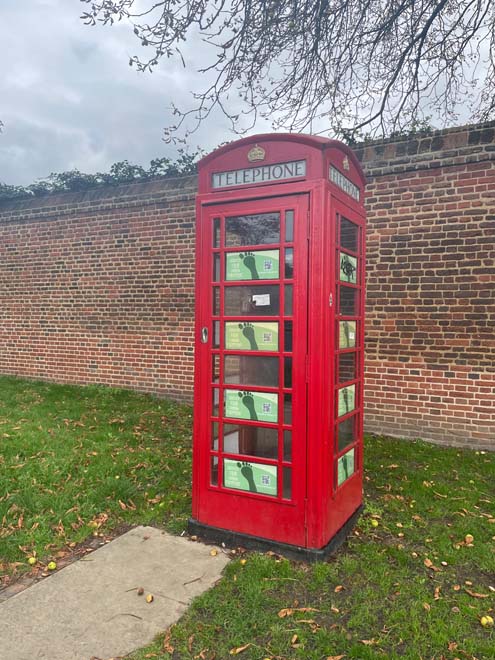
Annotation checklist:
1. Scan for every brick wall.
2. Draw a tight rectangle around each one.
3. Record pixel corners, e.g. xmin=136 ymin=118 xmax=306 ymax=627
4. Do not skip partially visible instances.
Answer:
xmin=0 ymin=176 xmax=197 ymax=401
xmin=0 ymin=121 xmax=493 ymax=449
xmin=355 ymin=122 xmax=495 ymax=450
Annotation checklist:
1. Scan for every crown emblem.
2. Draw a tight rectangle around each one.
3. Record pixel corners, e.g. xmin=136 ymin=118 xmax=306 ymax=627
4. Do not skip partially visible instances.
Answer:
xmin=247 ymin=145 xmax=266 ymax=162
xmin=343 ymin=155 xmax=350 ymax=171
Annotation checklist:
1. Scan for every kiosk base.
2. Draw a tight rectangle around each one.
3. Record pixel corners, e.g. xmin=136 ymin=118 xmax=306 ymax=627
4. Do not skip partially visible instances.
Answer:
xmin=188 ymin=505 xmax=363 ymax=562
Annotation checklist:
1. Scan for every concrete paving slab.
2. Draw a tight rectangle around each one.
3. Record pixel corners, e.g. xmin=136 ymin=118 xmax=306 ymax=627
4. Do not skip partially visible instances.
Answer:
xmin=0 ymin=526 xmax=229 ymax=660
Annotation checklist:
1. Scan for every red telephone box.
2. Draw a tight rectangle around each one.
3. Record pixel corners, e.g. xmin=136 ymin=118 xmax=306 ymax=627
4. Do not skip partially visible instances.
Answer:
xmin=189 ymin=134 xmax=366 ymax=559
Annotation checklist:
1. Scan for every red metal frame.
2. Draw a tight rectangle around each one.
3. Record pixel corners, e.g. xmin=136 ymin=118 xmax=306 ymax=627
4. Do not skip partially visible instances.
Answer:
xmin=193 ymin=134 xmax=366 ymax=550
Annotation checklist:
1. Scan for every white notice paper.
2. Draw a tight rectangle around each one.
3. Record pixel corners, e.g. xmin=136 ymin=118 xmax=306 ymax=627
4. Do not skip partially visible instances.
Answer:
xmin=252 ymin=294 xmax=271 ymax=306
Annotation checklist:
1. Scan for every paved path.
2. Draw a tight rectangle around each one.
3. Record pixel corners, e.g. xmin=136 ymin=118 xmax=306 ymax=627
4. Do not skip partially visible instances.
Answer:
xmin=0 ymin=526 xmax=229 ymax=660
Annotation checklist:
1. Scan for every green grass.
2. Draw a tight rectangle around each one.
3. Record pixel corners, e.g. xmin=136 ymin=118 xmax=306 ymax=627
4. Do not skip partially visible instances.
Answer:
xmin=0 ymin=375 xmax=493 ymax=659
xmin=0 ymin=375 xmax=192 ymax=575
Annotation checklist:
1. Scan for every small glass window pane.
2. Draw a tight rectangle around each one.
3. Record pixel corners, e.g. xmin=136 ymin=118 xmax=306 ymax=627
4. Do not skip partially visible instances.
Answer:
xmin=213 ymin=218 xmax=221 ymax=248
xmin=340 ymin=252 xmax=357 ymax=284
xmin=338 ymin=353 xmax=357 ymax=383
xmin=284 ymin=394 xmax=292 ymax=425
xmin=213 ymin=320 xmax=220 ymax=348
xmin=225 ymin=249 xmax=279 ymax=281
xmin=337 ymin=416 xmax=355 ymax=452
xmin=212 ymin=355 xmax=220 ymax=384
xmin=211 ymin=455 xmax=219 ymax=486
xmin=224 ymin=355 xmax=278 ymax=387
xmin=213 ymin=287 xmax=220 ymax=316
xmin=212 ymin=388 xmax=220 ymax=417
xmin=285 ymin=248 xmax=294 ymax=278
xmin=223 ymin=423 xmax=278 ymax=459
xmin=283 ymin=430 xmax=292 ymax=462
xmin=340 ymin=217 xmax=358 ymax=252
xmin=211 ymin=422 xmax=220 ymax=450
xmin=284 ymin=321 xmax=293 ymax=352
xmin=338 ymin=384 xmax=356 ymax=417
xmin=339 ymin=321 xmax=356 ymax=349
xmin=213 ymin=254 xmax=221 ymax=281
xmin=337 ymin=448 xmax=355 ymax=486
xmin=283 ymin=467 xmax=292 ymax=499
xmin=339 ymin=286 xmax=357 ymax=316
xmin=285 ymin=210 xmax=294 ymax=242
xmin=285 ymin=285 xmax=293 ymax=316
xmin=225 ymin=321 xmax=279 ymax=352
xmin=284 ymin=357 xmax=292 ymax=389
xmin=225 ymin=213 xmax=280 ymax=247
xmin=224 ymin=285 xmax=279 ymax=317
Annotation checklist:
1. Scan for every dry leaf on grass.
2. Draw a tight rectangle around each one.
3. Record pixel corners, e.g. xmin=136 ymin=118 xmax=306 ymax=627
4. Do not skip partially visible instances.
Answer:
xmin=229 ymin=643 xmax=252 ymax=655
xmin=465 ymin=589 xmax=489 ymax=599
xmin=327 ymin=656 xmax=345 ymax=660
xmin=277 ymin=607 xmax=319 ymax=618
xmin=360 ymin=638 xmax=379 ymax=646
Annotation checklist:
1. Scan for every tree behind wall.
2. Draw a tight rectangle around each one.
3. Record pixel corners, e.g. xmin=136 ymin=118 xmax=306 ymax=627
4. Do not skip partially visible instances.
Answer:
xmin=81 ymin=0 xmax=495 ymax=141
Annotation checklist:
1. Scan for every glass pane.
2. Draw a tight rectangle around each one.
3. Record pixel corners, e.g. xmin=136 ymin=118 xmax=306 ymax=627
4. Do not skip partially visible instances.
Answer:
xmin=340 ymin=217 xmax=358 ymax=252
xmin=284 ymin=321 xmax=293 ymax=352
xmin=283 ymin=467 xmax=292 ymax=499
xmin=337 ymin=448 xmax=355 ymax=486
xmin=283 ymin=430 xmax=292 ymax=462
xmin=285 ymin=210 xmax=294 ymax=242
xmin=338 ymin=416 xmax=355 ymax=452
xmin=213 ymin=253 xmax=221 ymax=281
xmin=339 ymin=321 xmax=356 ymax=349
xmin=213 ymin=287 xmax=220 ymax=316
xmin=338 ymin=384 xmax=356 ymax=417
xmin=284 ymin=394 xmax=292 ymax=425
xmin=223 ymin=458 xmax=277 ymax=496
xmin=224 ymin=389 xmax=278 ymax=423
xmin=284 ymin=357 xmax=292 ymax=389
xmin=212 ymin=388 xmax=220 ymax=417
xmin=225 ymin=321 xmax=279 ymax=352
xmin=285 ymin=248 xmax=294 ymax=278
xmin=211 ymin=455 xmax=219 ymax=486
xmin=211 ymin=422 xmax=219 ymax=450
xmin=340 ymin=286 xmax=357 ymax=316
xmin=213 ymin=218 xmax=221 ymax=248
xmin=213 ymin=321 xmax=220 ymax=348
xmin=340 ymin=252 xmax=357 ymax=284
xmin=223 ymin=423 xmax=278 ymax=459
xmin=224 ymin=355 xmax=278 ymax=387
xmin=285 ymin=285 xmax=293 ymax=316
xmin=225 ymin=249 xmax=279 ymax=281
xmin=338 ymin=352 xmax=357 ymax=383
xmin=212 ymin=355 xmax=220 ymax=383
xmin=225 ymin=213 xmax=280 ymax=247
xmin=224 ymin=285 xmax=279 ymax=317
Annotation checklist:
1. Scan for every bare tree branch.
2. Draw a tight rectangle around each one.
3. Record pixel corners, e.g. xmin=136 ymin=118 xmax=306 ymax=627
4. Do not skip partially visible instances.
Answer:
xmin=80 ymin=0 xmax=495 ymax=141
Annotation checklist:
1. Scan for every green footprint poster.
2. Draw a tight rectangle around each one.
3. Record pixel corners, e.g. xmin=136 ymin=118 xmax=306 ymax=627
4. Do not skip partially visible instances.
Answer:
xmin=223 ymin=459 xmax=277 ymax=496
xmin=226 ymin=250 xmax=279 ymax=281
xmin=224 ymin=389 xmax=278 ymax=423
xmin=225 ymin=322 xmax=279 ymax=351
xmin=337 ymin=448 xmax=355 ymax=486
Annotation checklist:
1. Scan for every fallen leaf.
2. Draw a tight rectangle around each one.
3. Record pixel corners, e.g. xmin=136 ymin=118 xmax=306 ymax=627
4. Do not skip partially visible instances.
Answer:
xmin=146 ymin=594 xmax=154 ymax=603
xmin=423 ymin=603 xmax=431 ymax=611
xmin=434 ymin=586 xmax=441 ymax=600
xmin=188 ymin=635 xmax=195 ymax=652
xmin=424 ymin=558 xmax=441 ymax=572
xmin=465 ymin=534 xmax=474 ymax=544
xmin=277 ymin=607 xmax=319 ymax=618
xmin=327 ymin=656 xmax=345 ymax=660
xmin=163 ymin=628 xmax=174 ymax=653
xmin=229 ymin=643 xmax=252 ymax=655
xmin=465 ymin=589 xmax=489 ymax=599
xmin=210 ymin=548 xmax=218 ymax=556
xmin=360 ymin=639 xmax=379 ymax=646
xmin=334 ymin=585 xmax=344 ymax=592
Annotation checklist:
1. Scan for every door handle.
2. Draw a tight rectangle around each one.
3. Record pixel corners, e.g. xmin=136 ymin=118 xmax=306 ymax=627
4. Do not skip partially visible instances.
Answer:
xmin=201 ymin=327 xmax=208 ymax=343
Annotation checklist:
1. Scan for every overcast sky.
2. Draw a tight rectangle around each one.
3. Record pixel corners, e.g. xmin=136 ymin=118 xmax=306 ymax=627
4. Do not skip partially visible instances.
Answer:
xmin=0 ymin=0 xmax=269 ymax=186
